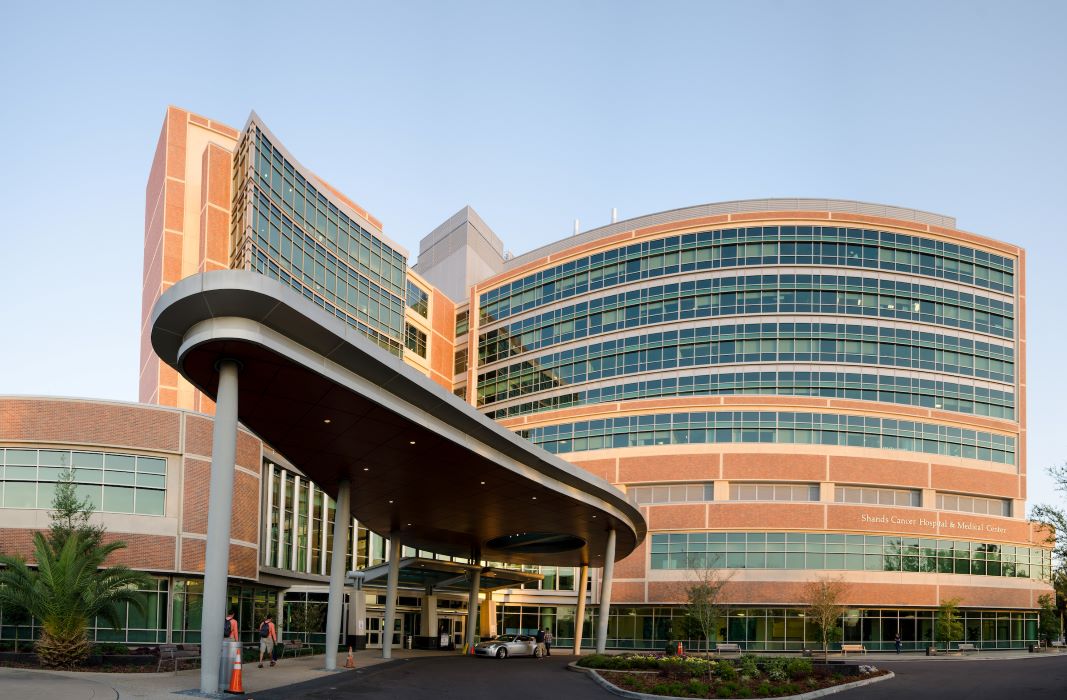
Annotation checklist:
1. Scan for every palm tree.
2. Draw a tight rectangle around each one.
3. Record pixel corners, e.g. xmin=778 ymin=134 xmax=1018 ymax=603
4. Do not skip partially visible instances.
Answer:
xmin=0 ymin=531 xmax=152 ymax=668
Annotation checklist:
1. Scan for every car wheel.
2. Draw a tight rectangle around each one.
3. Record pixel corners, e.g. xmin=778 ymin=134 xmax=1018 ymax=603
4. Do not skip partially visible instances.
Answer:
xmin=496 ymin=647 xmax=508 ymax=659
xmin=534 ymin=646 xmax=543 ymax=658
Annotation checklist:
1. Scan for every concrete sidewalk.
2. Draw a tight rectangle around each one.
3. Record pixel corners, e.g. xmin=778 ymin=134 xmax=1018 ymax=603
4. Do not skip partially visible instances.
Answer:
xmin=0 ymin=648 xmax=449 ymax=700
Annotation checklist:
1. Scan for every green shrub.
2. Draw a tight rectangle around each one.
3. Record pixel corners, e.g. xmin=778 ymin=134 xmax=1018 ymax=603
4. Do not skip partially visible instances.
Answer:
xmin=688 ymin=678 xmax=711 ymax=695
xmin=717 ymin=660 xmax=738 ymax=681
xmin=652 ymin=681 xmax=689 ymax=696
xmin=93 ymin=643 xmax=129 ymax=656
xmin=716 ymin=681 xmax=739 ymax=697
xmin=739 ymin=654 xmax=761 ymax=678
xmin=755 ymin=681 xmax=772 ymax=696
xmin=785 ymin=657 xmax=813 ymax=679
xmin=762 ymin=657 xmax=788 ymax=681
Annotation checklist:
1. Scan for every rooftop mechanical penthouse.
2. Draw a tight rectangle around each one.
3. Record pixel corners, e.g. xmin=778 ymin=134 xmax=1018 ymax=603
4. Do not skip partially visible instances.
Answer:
xmin=0 ymin=105 xmax=1045 ymax=655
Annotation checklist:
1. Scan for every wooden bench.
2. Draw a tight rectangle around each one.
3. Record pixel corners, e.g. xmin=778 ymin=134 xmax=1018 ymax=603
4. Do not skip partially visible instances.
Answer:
xmin=840 ymin=644 xmax=867 ymax=656
xmin=157 ymin=643 xmax=200 ymax=672
xmin=715 ymin=643 xmax=742 ymax=657
xmin=956 ymin=643 xmax=978 ymax=654
xmin=279 ymin=640 xmax=315 ymax=658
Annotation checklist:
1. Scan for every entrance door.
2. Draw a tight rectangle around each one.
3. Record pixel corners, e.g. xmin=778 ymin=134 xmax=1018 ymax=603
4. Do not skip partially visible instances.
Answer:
xmin=366 ymin=614 xmax=406 ymax=649
xmin=439 ymin=615 xmax=464 ymax=649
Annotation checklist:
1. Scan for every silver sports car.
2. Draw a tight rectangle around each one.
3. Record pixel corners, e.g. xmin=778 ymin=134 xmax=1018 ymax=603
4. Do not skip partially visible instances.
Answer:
xmin=473 ymin=634 xmax=543 ymax=659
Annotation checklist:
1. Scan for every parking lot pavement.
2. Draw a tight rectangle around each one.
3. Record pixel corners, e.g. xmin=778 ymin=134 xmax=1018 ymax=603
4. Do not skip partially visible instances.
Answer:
xmin=842 ymin=654 xmax=1067 ymax=699
xmin=254 ymin=654 xmax=613 ymax=700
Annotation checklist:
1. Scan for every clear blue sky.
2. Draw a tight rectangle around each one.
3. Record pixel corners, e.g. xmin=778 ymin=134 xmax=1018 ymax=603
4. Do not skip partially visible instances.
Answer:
xmin=1 ymin=2 xmax=1064 ymax=506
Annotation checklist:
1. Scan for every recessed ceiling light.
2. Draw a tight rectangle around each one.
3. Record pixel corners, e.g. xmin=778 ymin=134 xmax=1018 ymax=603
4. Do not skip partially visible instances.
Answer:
xmin=592 ymin=515 xmax=597 ymax=519
xmin=388 ymin=500 xmax=394 ymax=504
xmin=409 ymin=440 xmax=416 ymax=445
xmin=406 ymin=523 xmax=413 ymax=526
xmin=324 ymin=419 xmax=331 ymax=424
xmin=480 ymin=481 xmax=486 ymax=485
xmin=363 ymin=467 xmax=370 ymax=471
xmin=531 ymin=496 xmax=537 ymax=500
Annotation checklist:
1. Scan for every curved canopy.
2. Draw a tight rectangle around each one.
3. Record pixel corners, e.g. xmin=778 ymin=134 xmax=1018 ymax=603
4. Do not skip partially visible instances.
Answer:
xmin=151 ymin=270 xmax=645 ymax=566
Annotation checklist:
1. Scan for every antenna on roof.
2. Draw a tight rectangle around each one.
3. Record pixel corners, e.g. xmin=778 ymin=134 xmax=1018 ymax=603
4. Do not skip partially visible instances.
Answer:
xmin=611 ymin=207 xmax=618 ymax=224
xmin=573 ymin=219 xmax=580 ymax=236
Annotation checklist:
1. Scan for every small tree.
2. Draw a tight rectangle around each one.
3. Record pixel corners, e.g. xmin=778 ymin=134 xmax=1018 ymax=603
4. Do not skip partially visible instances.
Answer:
xmin=804 ymin=576 xmax=847 ymax=657
xmin=1037 ymin=594 xmax=1059 ymax=646
xmin=935 ymin=598 xmax=964 ymax=651
xmin=683 ymin=556 xmax=733 ymax=660
xmin=0 ymin=470 xmax=152 ymax=667
xmin=288 ymin=602 xmax=326 ymax=647
xmin=47 ymin=471 xmax=104 ymax=556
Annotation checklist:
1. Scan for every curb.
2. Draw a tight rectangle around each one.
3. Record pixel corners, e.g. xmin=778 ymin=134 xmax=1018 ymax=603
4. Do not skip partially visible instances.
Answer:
xmin=567 ymin=661 xmax=894 ymax=700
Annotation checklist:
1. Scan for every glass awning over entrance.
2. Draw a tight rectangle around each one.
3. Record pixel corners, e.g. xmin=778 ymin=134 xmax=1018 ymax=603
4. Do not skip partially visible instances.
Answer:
xmin=351 ymin=557 xmax=542 ymax=594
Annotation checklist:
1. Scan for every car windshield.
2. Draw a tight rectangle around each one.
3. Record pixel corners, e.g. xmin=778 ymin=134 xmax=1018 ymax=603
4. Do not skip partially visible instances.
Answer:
xmin=494 ymin=635 xmax=516 ymax=642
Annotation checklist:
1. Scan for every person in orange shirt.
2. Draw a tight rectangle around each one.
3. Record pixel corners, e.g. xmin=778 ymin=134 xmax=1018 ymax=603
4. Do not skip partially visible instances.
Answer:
xmin=258 ymin=614 xmax=278 ymax=668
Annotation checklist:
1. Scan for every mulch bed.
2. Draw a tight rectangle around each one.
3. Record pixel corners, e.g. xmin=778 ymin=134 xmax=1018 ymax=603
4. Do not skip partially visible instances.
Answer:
xmin=599 ymin=668 xmax=888 ymax=698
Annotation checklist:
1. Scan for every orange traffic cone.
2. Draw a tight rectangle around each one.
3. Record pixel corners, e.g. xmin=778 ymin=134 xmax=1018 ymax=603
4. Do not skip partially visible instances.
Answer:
xmin=226 ymin=647 xmax=244 ymax=694
xmin=345 ymin=648 xmax=355 ymax=668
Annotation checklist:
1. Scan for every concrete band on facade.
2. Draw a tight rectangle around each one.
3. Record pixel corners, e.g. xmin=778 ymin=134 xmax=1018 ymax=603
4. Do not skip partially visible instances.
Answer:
xmin=150 ymin=269 xmax=645 ymax=567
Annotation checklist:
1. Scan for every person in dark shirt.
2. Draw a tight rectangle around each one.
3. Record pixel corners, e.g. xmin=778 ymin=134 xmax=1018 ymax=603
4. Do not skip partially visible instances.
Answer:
xmin=535 ymin=628 xmax=546 ymax=659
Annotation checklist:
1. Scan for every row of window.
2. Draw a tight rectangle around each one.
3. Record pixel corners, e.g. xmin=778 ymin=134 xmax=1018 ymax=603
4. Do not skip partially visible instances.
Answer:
xmin=480 ymin=226 xmax=1016 ymax=322
xmin=234 ymin=126 xmax=406 ymax=353
xmin=406 ymin=280 xmax=429 ymax=317
xmin=517 ymin=411 xmax=1016 ymax=464
xmin=650 ymin=532 xmax=1050 ymax=579
xmin=250 ymin=252 xmax=403 ymax=354
xmin=628 ymin=481 xmax=998 ymax=514
xmin=479 ymin=274 xmax=1014 ymax=364
xmin=0 ymin=448 xmax=166 ymax=516
xmin=245 ymin=128 xmax=406 ymax=289
xmin=404 ymin=323 xmax=427 ymax=358
xmin=483 ymin=370 xmax=1015 ymax=421
xmin=478 ymin=323 xmax=1016 ymax=405
xmin=500 ymin=603 xmax=1041 ymax=651
xmin=937 ymin=493 xmax=1011 ymax=517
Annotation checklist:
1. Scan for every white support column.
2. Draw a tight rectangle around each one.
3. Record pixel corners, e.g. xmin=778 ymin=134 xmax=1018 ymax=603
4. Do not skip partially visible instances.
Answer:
xmin=421 ymin=587 xmax=438 ymax=636
xmin=290 ymin=475 xmax=301 ymax=571
xmin=324 ymin=479 xmax=350 ymax=671
xmin=276 ymin=590 xmax=285 ymax=640
xmin=573 ymin=564 xmax=589 ymax=655
xmin=595 ymin=529 xmax=617 ymax=655
xmin=465 ymin=568 xmax=481 ymax=652
xmin=320 ymin=492 xmax=329 ymax=576
xmin=199 ymin=360 xmax=240 ymax=695
xmin=382 ymin=534 xmax=402 ymax=659
xmin=276 ymin=471 xmax=287 ymax=568
xmin=264 ymin=462 xmax=275 ymax=568
xmin=305 ymin=479 xmax=314 ymax=573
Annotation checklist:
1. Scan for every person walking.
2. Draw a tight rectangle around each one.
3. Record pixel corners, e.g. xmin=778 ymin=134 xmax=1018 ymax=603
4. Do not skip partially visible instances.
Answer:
xmin=258 ymin=614 xmax=278 ymax=668
xmin=544 ymin=628 xmax=553 ymax=657
xmin=535 ymin=628 xmax=546 ymax=659
xmin=894 ymin=632 xmax=902 ymax=654
xmin=224 ymin=610 xmax=239 ymax=641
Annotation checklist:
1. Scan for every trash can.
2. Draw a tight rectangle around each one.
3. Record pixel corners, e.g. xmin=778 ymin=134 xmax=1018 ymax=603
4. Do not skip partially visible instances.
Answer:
xmin=405 ymin=635 xmax=413 ymax=650
xmin=1029 ymin=644 xmax=1036 ymax=653
xmin=219 ymin=640 xmax=241 ymax=692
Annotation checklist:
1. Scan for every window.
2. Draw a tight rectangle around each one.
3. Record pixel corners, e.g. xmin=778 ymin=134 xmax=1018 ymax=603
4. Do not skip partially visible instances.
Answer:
xmin=835 ymin=486 xmax=920 ymax=507
xmin=628 ymin=483 xmax=713 ymax=505
xmin=454 ymin=349 xmax=468 ymax=375
xmin=937 ymin=493 xmax=1011 ymax=517
xmin=0 ymin=448 xmax=166 ymax=515
xmin=406 ymin=280 xmax=429 ymax=317
xmin=730 ymin=483 xmax=819 ymax=502
xmin=455 ymin=309 xmax=470 ymax=336
xmin=404 ymin=323 xmax=427 ymax=358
